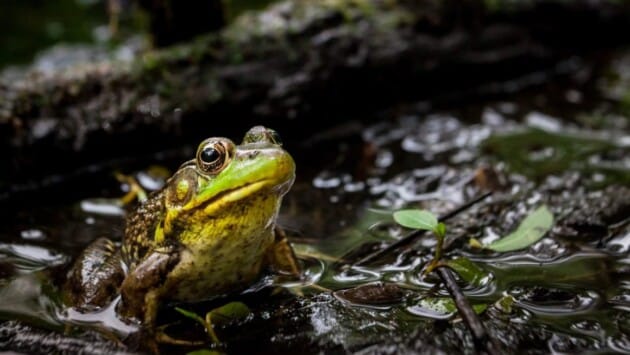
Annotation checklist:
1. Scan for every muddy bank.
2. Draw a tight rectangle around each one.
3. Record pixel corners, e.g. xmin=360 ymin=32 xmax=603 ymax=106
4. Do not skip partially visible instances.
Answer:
xmin=2 ymin=0 xmax=630 ymax=196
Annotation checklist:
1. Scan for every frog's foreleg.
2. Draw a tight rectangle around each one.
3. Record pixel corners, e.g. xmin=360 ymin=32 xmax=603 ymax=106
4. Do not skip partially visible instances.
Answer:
xmin=119 ymin=246 xmax=180 ymax=326
xmin=265 ymin=227 xmax=301 ymax=278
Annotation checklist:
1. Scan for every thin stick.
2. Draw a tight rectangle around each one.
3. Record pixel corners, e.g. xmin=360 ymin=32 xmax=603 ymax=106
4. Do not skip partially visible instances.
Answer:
xmin=436 ymin=267 xmax=500 ymax=355
xmin=354 ymin=191 xmax=492 ymax=266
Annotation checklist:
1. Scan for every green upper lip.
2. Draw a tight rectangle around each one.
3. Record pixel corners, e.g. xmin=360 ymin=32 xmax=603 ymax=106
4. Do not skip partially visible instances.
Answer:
xmin=185 ymin=147 xmax=294 ymax=211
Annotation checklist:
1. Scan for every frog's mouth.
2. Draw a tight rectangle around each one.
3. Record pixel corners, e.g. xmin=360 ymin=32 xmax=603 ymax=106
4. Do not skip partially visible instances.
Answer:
xmin=196 ymin=179 xmax=272 ymax=214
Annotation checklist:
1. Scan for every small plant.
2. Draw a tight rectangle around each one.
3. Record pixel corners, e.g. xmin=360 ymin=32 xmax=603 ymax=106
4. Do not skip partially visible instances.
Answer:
xmin=393 ymin=209 xmax=446 ymax=273
xmin=393 ymin=205 xmax=554 ymax=273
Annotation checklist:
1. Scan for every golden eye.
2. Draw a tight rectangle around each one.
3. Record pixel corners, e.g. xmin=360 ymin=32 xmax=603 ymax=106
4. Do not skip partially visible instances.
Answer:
xmin=196 ymin=139 xmax=234 ymax=174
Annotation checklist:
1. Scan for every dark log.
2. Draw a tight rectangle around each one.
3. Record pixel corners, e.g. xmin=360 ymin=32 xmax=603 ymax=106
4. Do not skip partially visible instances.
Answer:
xmin=137 ymin=0 xmax=226 ymax=47
xmin=1 ymin=0 xmax=629 ymax=196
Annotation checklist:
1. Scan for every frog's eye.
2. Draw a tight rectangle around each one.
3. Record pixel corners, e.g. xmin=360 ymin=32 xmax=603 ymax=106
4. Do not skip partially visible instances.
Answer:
xmin=196 ymin=139 xmax=234 ymax=174
xmin=267 ymin=129 xmax=282 ymax=146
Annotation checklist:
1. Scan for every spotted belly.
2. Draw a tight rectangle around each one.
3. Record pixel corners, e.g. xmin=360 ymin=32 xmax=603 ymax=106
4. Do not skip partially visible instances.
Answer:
xmin=163 ymin=229 xmax=275 ymax=301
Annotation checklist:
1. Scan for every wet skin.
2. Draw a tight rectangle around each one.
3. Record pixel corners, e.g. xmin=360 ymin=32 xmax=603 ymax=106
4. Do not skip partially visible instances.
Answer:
xmin=65 ymin=126 xmax=301 ymax=326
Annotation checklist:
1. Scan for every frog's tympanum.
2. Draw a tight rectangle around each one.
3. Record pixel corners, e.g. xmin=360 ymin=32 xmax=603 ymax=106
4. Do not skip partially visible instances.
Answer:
xmin=65 ymin=126 xmax=300 ymax=327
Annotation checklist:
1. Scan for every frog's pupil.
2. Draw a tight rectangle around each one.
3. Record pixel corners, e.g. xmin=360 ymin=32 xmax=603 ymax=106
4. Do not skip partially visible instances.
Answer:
xmin=201 ymin=147 xmax=220 ymax=163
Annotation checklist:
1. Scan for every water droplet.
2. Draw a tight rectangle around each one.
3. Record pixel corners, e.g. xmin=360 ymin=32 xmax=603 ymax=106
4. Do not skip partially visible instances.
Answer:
xmin=482 ymin=107 xmax=505 ymax=125
xmin=344 ymin=181 xmax=364 ymax=193
xmin=313 ymin=172 xmax=341 ymax=189
xmin=333 ymin=267 xmax=380 ymax=284
xmin=497 ymin=102 xmax=518 ymax=115
xmin=20 ymin=229 xmax=45 ymax=241
xmin=375 ymin=150 xmax=393 ymax=168
xmin=80 ymin=199 xmax=125 ymax=216
xmin=571 ymin=320 xmax=603 ymax=339
xmin=525 ymin=111 xmax=562 ymax=132
xmin=565 ymin=89 xmax=583 ymax=104
xmin=136 ymin=171 xmax=165 ymax=191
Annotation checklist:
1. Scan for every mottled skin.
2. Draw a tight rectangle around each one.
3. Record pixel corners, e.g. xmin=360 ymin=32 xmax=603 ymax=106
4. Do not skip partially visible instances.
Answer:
xmin=66 ymin=126 xmax=300 ymax=326
xmin=64 ymin=238 xmax=124 ymax=308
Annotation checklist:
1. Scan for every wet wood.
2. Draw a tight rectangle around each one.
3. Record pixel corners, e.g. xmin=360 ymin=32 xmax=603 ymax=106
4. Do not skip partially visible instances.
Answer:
xmin=137 ymin=0 xmax=226 ymax=47
xmin=436 ymin=267 xmax=502 ymax=355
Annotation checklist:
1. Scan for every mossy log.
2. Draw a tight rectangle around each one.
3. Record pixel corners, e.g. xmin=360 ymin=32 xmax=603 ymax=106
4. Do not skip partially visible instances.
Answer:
xmin=1 ymin=0 xmax=629 ymax=194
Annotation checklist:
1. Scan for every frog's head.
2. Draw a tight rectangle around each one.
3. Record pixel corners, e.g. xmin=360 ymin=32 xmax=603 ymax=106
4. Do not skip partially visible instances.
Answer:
xmin=157 ymin=126 xmax=295 ymax=244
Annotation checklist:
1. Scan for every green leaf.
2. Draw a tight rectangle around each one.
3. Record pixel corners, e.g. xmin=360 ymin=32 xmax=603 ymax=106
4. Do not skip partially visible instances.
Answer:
xmin=472 ymin=303 xmax=488 ymax=314
xmin=468 ymin=238 xmax=483 ymax=249
xmin=175 ymin=307 xmax=206 ymax=326
xmin=393 ymin=209 xmax=438 ymax=231
xmin=495 ymin=294 xmax=515 ymax=314
xmin=206 ymin=302 xmax=250 ymax=326
xmin=486 ymin=205 xmax=554 ymax=252
xmin=445 ymin=257 xmax=490 ymax=287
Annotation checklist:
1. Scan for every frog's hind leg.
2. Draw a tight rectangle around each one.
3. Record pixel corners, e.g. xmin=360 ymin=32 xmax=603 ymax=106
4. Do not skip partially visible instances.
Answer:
xmin=265 ymin=227 xmax=301 ymax=278
xmin=64 ymin=237 xmax=124 ymax=310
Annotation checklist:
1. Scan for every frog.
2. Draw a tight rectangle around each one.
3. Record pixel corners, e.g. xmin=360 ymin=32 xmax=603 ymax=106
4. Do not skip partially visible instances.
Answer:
xmin=64 ymin=126 xmax=301 ymax=328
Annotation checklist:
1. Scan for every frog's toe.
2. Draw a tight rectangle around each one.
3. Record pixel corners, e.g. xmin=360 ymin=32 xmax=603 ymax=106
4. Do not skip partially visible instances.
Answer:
xmin=267 ymin=227 xmax=302 ymax=278
xmin=155 ymin=327 xmax=205 ymax=346
xmin=114 ymin=172 xmax=148 ymax=204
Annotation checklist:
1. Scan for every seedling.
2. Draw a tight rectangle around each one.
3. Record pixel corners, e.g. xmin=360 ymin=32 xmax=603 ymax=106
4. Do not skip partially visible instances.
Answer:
xmin=393 ymin=209 xmax=446 ymax=273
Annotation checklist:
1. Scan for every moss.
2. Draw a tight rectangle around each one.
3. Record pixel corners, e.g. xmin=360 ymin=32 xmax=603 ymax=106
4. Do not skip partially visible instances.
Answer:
xmin=482 ymin=128 xmax=630 ymax=186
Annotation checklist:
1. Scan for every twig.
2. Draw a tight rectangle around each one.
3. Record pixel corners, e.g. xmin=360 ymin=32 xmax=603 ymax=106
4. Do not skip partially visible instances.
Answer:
xmin=354 ymin=192 xmax=492 ymax=266
xmin=436 ymin=267 xmax=501 ymax=355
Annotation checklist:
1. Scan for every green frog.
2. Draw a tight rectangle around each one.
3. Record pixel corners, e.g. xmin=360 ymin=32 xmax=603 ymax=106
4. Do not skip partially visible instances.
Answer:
xmin=65 ymin=126 xmax=301 ymax=327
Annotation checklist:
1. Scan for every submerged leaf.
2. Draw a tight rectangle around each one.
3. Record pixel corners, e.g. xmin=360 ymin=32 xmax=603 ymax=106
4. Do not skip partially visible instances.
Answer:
xmin=468 ymin=238 xmax=483 ymax=249
xmin=206 ymin=302 xmax=251 ymax=326
xmin=420 ymin=297 xmax=456 ymax=315
xmin=495 ymin=294 xmax=515 ymax=314
xmin=334 ymin=282 xmax=405 ymax=305
xmin=445 ymin=257 xmax=490 ymax=287
xmin=393 ymin=210 xmax=439 ymax=231
xmin=472 ymin=303 xmax=488 ymax=314
xmin=486 ymin=205 xmax=554 ymax=252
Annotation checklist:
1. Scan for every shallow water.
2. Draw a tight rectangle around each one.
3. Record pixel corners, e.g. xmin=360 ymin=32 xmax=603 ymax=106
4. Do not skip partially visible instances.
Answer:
xmin=1 ymin=90 xmax=628 ymax=353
